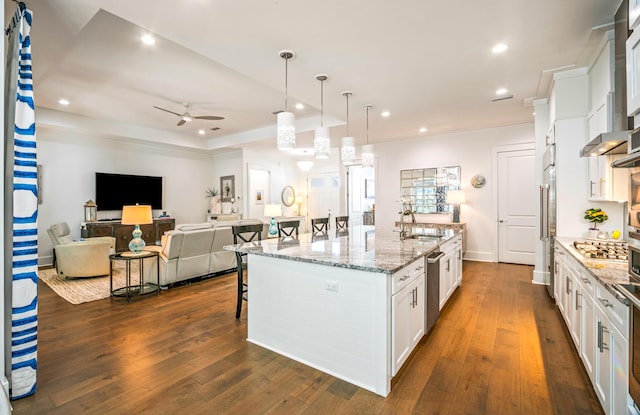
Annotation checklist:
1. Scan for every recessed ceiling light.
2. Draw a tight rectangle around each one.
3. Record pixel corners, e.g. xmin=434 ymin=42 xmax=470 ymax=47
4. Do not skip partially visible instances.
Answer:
xmin=141 ymin=34 xmax=155 ymax=45
xmin=198 ymin=129 xmax=206 ymax=135
xmin=58 ymin=99 xmax=69 ymax=106
xmin=492 ymin=43 xmax=508 ymax=54
xmin=419 ymin=127 xmax=427 ymax=133
xmin=381 ymin=111 xmax=390 ymax=117
xmin=495 ymin=88 xmax=508 ymax=95
xmin=295 ymin=103 xmax=304 ymax=110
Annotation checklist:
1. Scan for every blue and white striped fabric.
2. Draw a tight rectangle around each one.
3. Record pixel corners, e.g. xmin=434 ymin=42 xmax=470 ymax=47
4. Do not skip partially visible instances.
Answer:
xmin=7 ymin=6 xmax=38 ymax=399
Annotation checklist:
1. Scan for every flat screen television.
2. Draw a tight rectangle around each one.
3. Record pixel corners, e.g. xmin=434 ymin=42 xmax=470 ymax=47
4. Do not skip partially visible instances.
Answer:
xmin=95 ymin=172 xmax=163 ymax=211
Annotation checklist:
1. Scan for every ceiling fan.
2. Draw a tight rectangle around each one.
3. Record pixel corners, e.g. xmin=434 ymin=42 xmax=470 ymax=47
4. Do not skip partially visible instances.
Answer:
xmin=153 ymin=103 xmax=225 ymax=126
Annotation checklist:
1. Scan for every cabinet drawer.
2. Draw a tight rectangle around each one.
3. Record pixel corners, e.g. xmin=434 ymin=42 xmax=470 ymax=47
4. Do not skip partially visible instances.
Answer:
xmin=392 ymin=258 xmax=425 ymax=295
xmin=595 ymin=282 xmax=629 ymax=336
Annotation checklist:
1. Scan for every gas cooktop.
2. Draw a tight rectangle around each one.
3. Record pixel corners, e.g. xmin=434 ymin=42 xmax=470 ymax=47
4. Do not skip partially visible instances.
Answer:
xmin=572 ymin=240 xmax=628 ymax=262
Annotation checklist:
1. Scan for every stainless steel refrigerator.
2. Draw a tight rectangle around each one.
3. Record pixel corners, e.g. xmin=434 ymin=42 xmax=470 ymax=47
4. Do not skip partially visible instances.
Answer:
xmin=540 ymin=143 xmax=556 ymax=298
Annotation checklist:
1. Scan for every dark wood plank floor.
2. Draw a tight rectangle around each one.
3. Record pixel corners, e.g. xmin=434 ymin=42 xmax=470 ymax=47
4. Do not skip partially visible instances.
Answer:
xmin=13 ymin=261 xmax=604 ymax=414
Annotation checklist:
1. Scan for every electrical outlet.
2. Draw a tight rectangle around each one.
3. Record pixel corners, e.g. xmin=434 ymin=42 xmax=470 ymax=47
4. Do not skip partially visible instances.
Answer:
xmin=325 ymin=280 xmax=339 ymax=292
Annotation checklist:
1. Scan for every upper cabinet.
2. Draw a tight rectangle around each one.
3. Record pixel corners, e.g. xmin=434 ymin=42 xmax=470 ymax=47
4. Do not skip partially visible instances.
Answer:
xmin=631 ymin=0 xmax=640 ymax=31
xmin=627 ymin=28 xmax=640 ymax=116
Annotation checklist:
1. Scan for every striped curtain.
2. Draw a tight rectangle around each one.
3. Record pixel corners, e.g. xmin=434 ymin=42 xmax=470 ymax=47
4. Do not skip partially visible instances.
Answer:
xmin=4 ymin=4 xmax=38 ymax=399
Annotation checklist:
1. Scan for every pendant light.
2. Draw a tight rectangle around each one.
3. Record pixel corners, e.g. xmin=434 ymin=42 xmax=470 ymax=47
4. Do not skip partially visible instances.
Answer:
xmin=341 ymin=91 xmax=355 ymax=165
xmin=314 ymin=74 xmax=330 ymax=159
xmin=362 ymin=104 xmax=375 ymax=167
xmin=277 ymin=50 xmax=296 ymax=150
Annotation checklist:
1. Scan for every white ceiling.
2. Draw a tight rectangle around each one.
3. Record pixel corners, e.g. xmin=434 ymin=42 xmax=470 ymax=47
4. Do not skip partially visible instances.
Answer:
xmin=4 ymin=0 xmax=620 ymax=157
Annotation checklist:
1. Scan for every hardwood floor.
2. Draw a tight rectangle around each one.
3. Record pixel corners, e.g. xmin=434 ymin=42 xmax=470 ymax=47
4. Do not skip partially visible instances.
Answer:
xmin=13 ymin=261 xmax=604 ymax=414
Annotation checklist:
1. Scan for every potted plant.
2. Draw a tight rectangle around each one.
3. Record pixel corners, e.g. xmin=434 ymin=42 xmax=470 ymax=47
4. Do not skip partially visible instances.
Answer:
xmin=206 ymin=187 xmax=220 ymax=214
xmin=584 ymin=207 xmax=608 ymax=239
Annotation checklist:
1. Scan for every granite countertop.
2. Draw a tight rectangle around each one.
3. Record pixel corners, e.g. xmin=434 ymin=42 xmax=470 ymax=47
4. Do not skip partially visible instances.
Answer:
xmin=224 ymin=225 xmax=461 ymax=274
xmin=554 ymin=237 xmax=630 ymax=304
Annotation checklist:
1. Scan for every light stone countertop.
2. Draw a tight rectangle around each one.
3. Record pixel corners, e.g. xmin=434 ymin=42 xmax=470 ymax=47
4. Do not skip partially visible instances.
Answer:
xmin=554 ymin=237 xmax=630 ymax=304
xmin=224 ymin=225 xmax=461 ymax=274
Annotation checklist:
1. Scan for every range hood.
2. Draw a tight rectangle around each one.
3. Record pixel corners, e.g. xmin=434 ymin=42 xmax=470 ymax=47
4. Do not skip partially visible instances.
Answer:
xmin=580 ymin=130 xmax=630 ymax=157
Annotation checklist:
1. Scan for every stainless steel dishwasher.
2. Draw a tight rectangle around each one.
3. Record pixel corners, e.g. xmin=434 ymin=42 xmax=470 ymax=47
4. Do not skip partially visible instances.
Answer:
xmin=426 ymin=251 xmax=444 ymax=333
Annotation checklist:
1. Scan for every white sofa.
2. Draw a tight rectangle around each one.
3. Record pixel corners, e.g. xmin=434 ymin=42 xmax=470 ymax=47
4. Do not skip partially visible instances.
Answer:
xmin=150 ymin=221 xmax=268 ymax=286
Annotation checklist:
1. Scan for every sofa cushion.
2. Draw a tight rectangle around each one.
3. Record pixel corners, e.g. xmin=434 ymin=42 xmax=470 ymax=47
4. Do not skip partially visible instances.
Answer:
xmin=176 ymin=223 xmax=213 ymax=232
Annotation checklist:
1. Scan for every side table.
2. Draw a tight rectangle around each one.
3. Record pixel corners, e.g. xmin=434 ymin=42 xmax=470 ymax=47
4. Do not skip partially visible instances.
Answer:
xmin=109 ymin=250 xmax=160 ymax=302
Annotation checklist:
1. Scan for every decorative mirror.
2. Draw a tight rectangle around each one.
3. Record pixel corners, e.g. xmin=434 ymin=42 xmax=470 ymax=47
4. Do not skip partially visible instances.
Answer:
xmin=281 ymin=186 xmax=296 ymax=207
xmin=400 ymin=166 xmax=461 ymax=214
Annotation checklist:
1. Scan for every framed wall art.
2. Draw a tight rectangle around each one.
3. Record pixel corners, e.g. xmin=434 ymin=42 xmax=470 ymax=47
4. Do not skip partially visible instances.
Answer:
xmin=220 ymin=175 xmax=235 ymax=202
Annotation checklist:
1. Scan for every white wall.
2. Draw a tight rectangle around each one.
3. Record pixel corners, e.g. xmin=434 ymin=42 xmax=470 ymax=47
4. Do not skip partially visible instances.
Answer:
xmin=375 ymin=123 xmax=535 ymax=262
xmin=38 ymin=126 xmax=215 ymax=265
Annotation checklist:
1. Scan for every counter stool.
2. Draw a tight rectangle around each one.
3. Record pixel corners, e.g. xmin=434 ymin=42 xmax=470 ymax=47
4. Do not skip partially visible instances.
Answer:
xmin=335 ymin=216 xmax=348 ymax=231
xmin=231 ymin=223 xmax=263 ymax=319
xmin=311 ymin=217 xmax=329 ymax=234
xmin=278 ymin=220 xmax=300 ymax=238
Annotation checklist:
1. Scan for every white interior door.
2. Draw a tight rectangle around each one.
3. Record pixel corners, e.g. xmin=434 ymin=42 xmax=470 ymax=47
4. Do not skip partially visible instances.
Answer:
xmin=348 ymin=165 xmax=364 ymax=226
xmin=498 ymin=148 xmax=536 ymax=264
xmin=308 ymin=172 xmax=340 ymax=229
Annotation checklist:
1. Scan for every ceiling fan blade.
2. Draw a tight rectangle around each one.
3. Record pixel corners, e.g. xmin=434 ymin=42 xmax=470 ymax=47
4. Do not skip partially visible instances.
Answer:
xmin=194 ymin=115 xmax=225 ymax=121
xmin=177 ymin=119 xmax=186 ymax=126
xmin=153 ymin=106 xmax=183 ymax=117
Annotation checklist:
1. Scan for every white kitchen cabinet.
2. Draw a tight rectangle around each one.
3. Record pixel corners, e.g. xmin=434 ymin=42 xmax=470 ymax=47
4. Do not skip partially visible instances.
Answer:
xmin=554 ymin=242 xmax=629 ymax=415
xmin=392 ymin=259 xmax=425 ymax=376
xmin=568 ymin=265 xmax=582 ymax=350
xmin=439 ymin=234 xmax=462 ymax=310
xmin=587 ymin=154 xmax=628 ymax=202
xmin=593 ymin=305 xmax=628 ymax=415
xmin=627 ymin=28 xmax=640 ymax=116
xmin=631 ymin=0 xmax=640 ymax=31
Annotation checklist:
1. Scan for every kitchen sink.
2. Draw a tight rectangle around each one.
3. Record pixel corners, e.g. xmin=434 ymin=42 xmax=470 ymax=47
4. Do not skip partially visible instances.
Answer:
xmin=405 ymin=234 xmax=444 ymax=241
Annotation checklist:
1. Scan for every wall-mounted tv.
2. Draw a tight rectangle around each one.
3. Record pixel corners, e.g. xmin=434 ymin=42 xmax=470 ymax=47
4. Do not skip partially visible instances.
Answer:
xmin=95 ymin=172 xmax=163 ymax=211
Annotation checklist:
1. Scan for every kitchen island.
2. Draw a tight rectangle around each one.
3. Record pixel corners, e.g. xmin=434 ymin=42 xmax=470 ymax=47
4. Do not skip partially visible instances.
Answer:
xmin=225 ymin=226 xmax=461 ymax=397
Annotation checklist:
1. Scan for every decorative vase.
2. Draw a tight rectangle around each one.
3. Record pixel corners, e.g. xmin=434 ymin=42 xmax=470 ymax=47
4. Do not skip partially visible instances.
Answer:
xmin=587 ymin=228 xmax=600 ymax=239
xmin=210 ymin=197 xmax=221 ymax=214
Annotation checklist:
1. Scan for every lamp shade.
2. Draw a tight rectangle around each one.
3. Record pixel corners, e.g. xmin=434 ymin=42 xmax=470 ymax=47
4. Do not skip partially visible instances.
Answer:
xmin=264 ymin=204 xmax=282 ymax=218
xmin=121 ymin=205 xmax=153 ymax=225
xmin=341 ymin=136 xmax=355 ymax=165
xmin=446 ymin=190 xmax=466 ymax=204
xmin=297 ymin=160 xmax=314 ymax=171
xmin=361 ymin=144 xmax=374 ymax=167
xmin=314 ymin=126 xmax=330 ymax=159
xmin=277 ymin=111 xmax=296 ymax=150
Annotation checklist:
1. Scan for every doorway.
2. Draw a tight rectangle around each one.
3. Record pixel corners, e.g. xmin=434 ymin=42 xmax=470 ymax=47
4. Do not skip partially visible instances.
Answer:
xmin=347 ymin=165 xmax=375 ymax=227
xmin=495 ymin=145 xmax=536 ymax=265
xmin=307 ymin=172 xmax=340 ymax=228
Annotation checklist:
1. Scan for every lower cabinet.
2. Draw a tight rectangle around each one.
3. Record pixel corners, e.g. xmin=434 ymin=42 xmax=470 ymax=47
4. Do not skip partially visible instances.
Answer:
xmin=554 ymin=243 xmax=629 ymax=415
xmin=392 ymin=259 xmax=425 ymax=376
xmin=439 ymin=234 xmax=463 ymax=310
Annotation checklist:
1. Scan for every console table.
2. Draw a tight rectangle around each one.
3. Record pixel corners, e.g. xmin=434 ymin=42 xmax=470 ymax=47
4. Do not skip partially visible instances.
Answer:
xmin=84 ymin=218 xmax=175 ymax=252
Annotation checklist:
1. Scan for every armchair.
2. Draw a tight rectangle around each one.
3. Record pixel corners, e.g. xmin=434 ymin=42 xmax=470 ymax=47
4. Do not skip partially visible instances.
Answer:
xmin=47 ymin=222 xmax=116 ymax=278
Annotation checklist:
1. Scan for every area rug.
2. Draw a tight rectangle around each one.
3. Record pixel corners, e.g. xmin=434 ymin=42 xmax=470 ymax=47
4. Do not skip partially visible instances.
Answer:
xmin=38 ymin=261 xmax=143 ymax=305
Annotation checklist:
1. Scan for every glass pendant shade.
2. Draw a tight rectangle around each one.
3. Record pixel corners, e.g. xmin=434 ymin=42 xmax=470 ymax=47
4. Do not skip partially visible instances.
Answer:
xmin=361 ymin=144 xmax=374 ymax=167
xmin=341 ymin=137 xmax=355 ymax=165
xmin=277 ymin=111 xmax=296 ymax=150
xmin=314 ymin=126 xmax=330 ymax=159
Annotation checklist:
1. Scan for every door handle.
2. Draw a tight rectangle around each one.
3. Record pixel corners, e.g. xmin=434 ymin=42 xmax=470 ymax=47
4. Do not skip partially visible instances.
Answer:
xmin=498 ymin=219 xmax=504 ymax=223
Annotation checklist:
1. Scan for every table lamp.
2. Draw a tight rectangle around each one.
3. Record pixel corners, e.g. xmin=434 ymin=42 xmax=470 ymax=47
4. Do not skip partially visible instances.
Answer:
xmin=264 ymin=204 xmax=282 ymax=237
xmin=446 ymin=190 xmax=466 ymax=223
xmin=121 ymin=204 xmax=153 ymax=253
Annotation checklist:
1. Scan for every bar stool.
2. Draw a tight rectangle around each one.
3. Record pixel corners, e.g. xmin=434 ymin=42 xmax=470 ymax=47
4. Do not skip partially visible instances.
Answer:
xmin=335 ymin=216 xmax=349 ymax=231
xmin=278 ymin=220 xmax=300 ymax=238
xmin=311 ymin=217 xmax=329 ymax=234
xmin=231 ymin=223 xmax=263 ymax=319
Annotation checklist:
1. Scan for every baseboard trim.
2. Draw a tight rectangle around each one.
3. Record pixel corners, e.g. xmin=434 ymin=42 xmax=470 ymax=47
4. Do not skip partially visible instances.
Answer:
xmin=532 ymin=270 xmax=547 ymax=285
xmin=462 ymin=251 xmax=494 ymax=262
